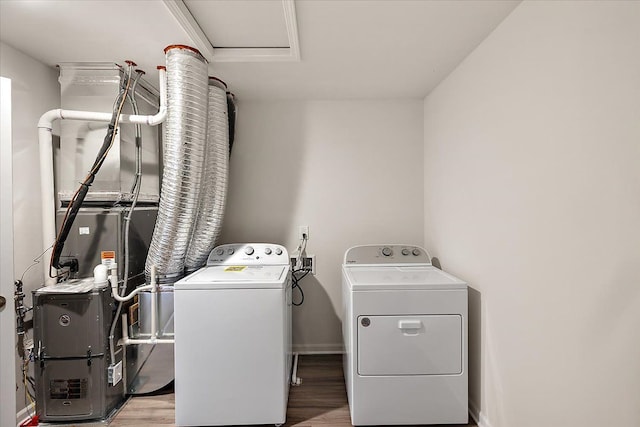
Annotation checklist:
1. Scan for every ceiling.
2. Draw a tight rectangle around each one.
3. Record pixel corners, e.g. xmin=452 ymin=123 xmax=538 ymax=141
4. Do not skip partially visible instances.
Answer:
xmin=0 ymin=0 xmax=520 ymax=99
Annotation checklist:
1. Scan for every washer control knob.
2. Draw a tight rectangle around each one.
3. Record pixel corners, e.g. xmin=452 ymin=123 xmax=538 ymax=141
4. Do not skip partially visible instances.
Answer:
xmin=215 ymin=248 xmax=224 ymax=256
xmin=412 ymin=248 xmax=421 ymax=256
xmin=401 ymin=248 xmax=410 ymax=256
xmin=381 ymin=247 xmax=392 ymax=257
xmin=227 ymin=248 xmax=235 ymax=255
xmin=264 ymin=247 xmax=272 ymax=255
xmin=245 ymin=246 xmax=255 ymax=255
xmin=275 ymin=248 xmax=283 ymax=255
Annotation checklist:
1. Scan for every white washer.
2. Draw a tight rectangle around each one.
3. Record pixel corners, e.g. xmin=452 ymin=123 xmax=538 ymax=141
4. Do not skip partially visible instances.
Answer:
xmin=342 ymin=244 xmax=468 ymax=426
xmin=174 ymin=243 xmax=292 ymax=426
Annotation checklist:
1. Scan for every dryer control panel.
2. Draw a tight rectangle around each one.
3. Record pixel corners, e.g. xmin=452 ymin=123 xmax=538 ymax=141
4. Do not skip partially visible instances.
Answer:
xmin=344 ymin=244 xmax=431 ymax=265
xmin=207 ymin=243 xmax=289 ymax=266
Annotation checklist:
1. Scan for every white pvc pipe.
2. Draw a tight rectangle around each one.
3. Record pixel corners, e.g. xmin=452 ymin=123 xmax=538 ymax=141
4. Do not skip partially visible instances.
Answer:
xmin=122 ymin=338 xmax=175 ymax=345
xmin=109 ymin=262 xmax=155 ymax=302
xmin=291 ymin=352 xmax=302 ymax=386
xmin=38 ymin=127 xmax=57 ymax=286
xmin=120 ymin=313 xmax=174 ymax=345
xmin=115 ymin=265 xmax=171 ymax=345
xmin=38 ymin=68 xmax=167 ymax=285
xmin=150 ymin=265 xmax=158 ymax=338
xmin=111 ymin=282 xmax=153 ymax=302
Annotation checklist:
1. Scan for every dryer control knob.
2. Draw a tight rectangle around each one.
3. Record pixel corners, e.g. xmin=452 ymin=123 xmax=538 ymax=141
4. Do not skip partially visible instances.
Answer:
xmin=412 ymin=248 xmax=421 ymax=256
xmin=382 ymin=247 xmax=392 ymax=257
xmin=264 ymin=247 xmax=272 ymax=255
xmin=245 ymin=246 xmax=255 ymax=255
xmin=401 ymin=248 xmax=410 ymax=256
xmin=215 ymin=248 xmax=224 ymax=256
xmin=275 ymin=248 xmax=283 ymax=255
xmin=227 ymin=248 xmax=235 ymax=255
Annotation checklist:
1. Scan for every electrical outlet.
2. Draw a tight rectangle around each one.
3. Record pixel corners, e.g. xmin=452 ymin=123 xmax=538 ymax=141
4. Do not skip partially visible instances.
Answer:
xmin=290 ymin=254 xmax=316 ymax=275
xmin=299 ymin=225 xmax=309 ymax=240
xmin=303 ymin=255 xmax=316 ymax=275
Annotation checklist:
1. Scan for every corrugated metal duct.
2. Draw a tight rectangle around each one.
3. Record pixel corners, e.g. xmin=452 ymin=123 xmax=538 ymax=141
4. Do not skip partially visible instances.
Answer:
xmin=184 ymin=77 xmax=230 ymax=272
xmin=145 ymin=45 xmax=209 ymax=283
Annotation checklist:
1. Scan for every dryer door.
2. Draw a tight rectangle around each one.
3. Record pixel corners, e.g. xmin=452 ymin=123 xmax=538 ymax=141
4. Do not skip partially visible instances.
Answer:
xmin=357 ymin=314 xmax=462 ymax=376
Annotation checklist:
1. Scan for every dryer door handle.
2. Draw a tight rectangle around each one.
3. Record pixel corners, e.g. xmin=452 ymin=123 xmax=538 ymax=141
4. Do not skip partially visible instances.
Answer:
xmin=398 ymin=320 xmax=422 ymax=330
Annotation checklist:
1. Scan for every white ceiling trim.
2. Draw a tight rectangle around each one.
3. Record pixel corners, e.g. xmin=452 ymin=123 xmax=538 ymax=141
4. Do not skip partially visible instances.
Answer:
xmin=162 ymin=0 xmax=300 ymax=63
xmin=283 ymin=0 xmax=301 ymax=61
xmin=212 ymin=46 xmax=298 ymax=62
xmin=162 ymin=0 xmax=216 ymax=60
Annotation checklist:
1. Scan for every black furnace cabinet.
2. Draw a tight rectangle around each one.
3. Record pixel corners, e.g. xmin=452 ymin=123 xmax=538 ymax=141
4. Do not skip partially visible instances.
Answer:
xmin=33 ymin=284 xmax=124 ymax=421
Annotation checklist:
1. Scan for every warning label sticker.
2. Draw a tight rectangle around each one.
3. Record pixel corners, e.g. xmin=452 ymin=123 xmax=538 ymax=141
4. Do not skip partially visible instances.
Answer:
xmin=101 ymin=251 xmax=116 ymax=267
xmin=224 ymin=266 xmax=247 ymax=272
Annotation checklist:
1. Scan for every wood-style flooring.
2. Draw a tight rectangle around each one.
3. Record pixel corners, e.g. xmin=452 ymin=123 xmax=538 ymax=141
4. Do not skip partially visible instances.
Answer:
xmin=110 ymin=354 xmax=477 ymax=427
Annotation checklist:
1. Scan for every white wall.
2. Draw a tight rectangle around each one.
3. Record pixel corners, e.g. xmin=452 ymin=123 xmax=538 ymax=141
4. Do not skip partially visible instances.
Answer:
xmin=220 ymin=99 xmax=424 ymax=352
xmin=0 ymin=42 xmax=59 ymax=288
xmin=423 ymin=2 xmax=640 ymax=427
xmin=0 ymin=41 xmax=60 ymax=416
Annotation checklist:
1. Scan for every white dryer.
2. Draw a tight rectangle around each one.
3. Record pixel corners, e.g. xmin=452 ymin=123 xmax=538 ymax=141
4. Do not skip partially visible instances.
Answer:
xmin=174 ymin=243 xmax=292 ymax=426
xmin=342 ymin=244 xmax=468 ymax=425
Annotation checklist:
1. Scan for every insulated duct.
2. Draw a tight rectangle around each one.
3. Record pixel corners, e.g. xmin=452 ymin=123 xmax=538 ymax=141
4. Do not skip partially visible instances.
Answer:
xmin=184 ymin=77 xmax=230 ymax=272
xmin=145 ymin=45 xmax=209 ymax=282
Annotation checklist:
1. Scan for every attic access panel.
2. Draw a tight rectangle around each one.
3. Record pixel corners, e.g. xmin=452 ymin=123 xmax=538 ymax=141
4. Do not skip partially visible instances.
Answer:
xmin=185 ymin=0 xmax=288 ymax=48
xmin=165 ymin=0 xmax=300 ymax=62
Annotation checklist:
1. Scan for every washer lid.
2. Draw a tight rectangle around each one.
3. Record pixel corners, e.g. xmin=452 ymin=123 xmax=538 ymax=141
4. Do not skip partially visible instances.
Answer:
xmin=175 ymin=265 xmax=289 ymax=289
xmin=343 ymin=265 xmax=466 ymax=290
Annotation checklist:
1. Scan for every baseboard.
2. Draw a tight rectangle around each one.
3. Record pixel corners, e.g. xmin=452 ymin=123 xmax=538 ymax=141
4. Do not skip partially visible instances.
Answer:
xmin=292 ymin=343 xmax=344 ymax=354
xmin=469 ymin=399 xmax=492 ymax=427
xmin=16 ymin=402 xmax=36 ymax=425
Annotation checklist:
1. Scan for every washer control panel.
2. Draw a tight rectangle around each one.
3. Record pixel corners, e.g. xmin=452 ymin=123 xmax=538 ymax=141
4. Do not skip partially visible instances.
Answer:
xmin=344 ymin=244 xmax=430 ymax=265
xmin=207 ymin=243 xmax=288 ymax=266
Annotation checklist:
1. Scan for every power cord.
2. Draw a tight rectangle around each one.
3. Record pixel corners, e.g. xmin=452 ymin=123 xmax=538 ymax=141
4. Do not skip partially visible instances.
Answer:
xmin=292 ymin=269 xmax=309 ymax=306
xmin=291 ymin=234 xmax=310 ymax=306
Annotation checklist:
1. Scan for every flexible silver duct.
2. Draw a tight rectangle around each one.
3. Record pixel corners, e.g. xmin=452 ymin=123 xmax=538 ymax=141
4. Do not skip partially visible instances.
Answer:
xmin=184 ymin=78 xmax=230 ymax=272
xmin=145 ymin=45 xmax=209 ymax=282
